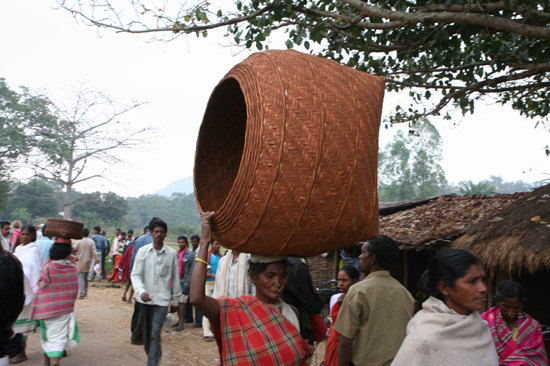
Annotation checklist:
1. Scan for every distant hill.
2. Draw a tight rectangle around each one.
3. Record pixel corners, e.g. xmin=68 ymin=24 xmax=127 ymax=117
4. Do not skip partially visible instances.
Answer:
xmin=155 ymin=176 xmax=194 ymax=197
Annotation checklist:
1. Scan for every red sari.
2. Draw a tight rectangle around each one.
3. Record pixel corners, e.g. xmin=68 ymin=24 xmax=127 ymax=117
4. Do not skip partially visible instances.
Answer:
xmin=212 ymin=296 xmax=310 ymax=366
xmin=118 ymin=245 xmax=134 ymax=283
xmin=481 ymin=306 xmax=547 ymax=365
xmin=324 ymin=301 xmax=341 ymax=366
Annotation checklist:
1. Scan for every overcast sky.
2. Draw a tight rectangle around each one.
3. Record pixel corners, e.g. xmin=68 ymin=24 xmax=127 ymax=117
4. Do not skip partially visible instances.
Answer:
xmin=2 ymin=0 xmax=548 ymax=198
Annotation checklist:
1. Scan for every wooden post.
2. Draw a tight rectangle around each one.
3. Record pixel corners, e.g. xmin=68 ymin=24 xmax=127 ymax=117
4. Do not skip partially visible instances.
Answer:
xmin=333 ymin=249 xmax=339 ymax=280
xmin=403 ymin=250 xmax=409 ymax=289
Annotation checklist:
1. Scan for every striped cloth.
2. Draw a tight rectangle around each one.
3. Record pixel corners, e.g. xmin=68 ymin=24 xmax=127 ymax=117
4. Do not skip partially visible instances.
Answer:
xmin=13 ymin=304 xmax=37 ymax=335
xmin=481 ymin=306 xmax=548 ymax=366
xmin=32 ymin=259 xmax=79 ymax=320
xmin=213 ymin=296 xmax=310 ymax=366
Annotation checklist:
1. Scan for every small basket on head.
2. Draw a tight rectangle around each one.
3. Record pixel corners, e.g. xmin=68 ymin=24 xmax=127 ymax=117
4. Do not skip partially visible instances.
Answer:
xmin=44 ymin=219 xmax=84 ymax=240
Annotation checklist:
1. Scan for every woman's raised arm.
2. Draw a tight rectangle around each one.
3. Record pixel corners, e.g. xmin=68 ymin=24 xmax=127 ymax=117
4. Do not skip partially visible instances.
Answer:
xmin=189 ymin=211 xmax=221 ymax=324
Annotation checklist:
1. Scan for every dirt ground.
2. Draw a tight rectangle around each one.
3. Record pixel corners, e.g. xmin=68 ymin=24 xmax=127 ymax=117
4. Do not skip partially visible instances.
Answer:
xmin=22 ymin=281 xmax=327 ymax=366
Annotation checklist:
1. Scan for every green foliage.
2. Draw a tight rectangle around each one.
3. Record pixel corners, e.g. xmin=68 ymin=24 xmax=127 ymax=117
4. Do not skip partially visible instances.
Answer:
xmin=378 ymin=118 xmax=447 ymax=201
xmin=0 ymin=78 xmax=57 ymax=184
xmin=0 ymin=172 xmax=10 ymax=212
xmin=167 ymin=223 xmax=199 ymax=242
xmin=10 ymin=207 xmax=31 ymax=225
xmin=71 ymin=191 xmax=128 ymax=227
xmin=0 ymin=78 xmax=55 ymax=160
xmin=487 ymin=175 xmax=534 ymax=194
xmin=58 ymin=0 xmax=550 ymax=129
xmin=0 ymin=179 xmax=59 ymax=221
xmin=124 ymin=193 xmax=200 ymax=234
xmin=457 ymin=180 xmax=497 ymax=196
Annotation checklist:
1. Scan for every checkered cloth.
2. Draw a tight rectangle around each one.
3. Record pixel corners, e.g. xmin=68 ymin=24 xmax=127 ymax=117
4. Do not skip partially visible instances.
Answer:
xmin=32 ymin=259 xmax=78 ymax=320
xmin=212 ymin=296 xmax=309 ymax=366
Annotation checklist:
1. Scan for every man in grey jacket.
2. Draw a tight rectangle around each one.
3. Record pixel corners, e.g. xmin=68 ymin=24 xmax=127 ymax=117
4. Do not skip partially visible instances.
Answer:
xmin=173 ymin=235 xmax=195 ymax=331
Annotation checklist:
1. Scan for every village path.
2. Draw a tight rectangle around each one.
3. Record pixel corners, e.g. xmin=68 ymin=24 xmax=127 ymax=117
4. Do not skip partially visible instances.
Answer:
xmin=23 ymin=282 xmax=327 ymax=366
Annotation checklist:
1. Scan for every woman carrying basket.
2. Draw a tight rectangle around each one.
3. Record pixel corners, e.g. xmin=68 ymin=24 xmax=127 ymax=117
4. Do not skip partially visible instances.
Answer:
xmin=190 ymin=212 xmax=312 ymax=365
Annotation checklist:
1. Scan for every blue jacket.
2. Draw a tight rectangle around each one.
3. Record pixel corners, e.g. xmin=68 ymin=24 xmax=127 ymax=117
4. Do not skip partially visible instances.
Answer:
xmin=130 ymin=232 xmax=152 ymax=271
xmin=91 ymin=234 xmax=109 ymax=254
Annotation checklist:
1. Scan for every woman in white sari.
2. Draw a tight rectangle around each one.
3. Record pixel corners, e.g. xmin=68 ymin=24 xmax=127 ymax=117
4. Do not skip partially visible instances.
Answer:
xmin=11 ymin=225 xmax=42 ymax=364
xmin=392 ymin=249 xmax=498 ymax=366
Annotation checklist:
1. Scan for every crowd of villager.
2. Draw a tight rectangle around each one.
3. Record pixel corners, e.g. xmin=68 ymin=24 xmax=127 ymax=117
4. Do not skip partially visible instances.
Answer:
xmin=0 ymin=215 xmax=548 ymax=366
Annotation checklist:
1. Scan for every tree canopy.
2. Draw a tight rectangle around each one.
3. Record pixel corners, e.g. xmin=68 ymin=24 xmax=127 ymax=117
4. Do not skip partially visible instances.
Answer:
xmin=59 ymin=0 xmax=550 ymax=137
xmin=0 ymin=179 xmax=60 ymax=221
xmin=71 ymin=191 xmax=128 ymax=227
xmin=378 ymin=118 xmax=447 ymax=201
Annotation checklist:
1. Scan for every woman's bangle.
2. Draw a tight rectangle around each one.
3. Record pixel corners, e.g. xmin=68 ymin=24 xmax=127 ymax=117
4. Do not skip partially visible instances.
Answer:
xmin=195 ymin=258 xmax=208 ymax=266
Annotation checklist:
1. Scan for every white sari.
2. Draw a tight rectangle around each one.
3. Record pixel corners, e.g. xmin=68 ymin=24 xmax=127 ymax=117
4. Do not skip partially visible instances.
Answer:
xmin=13 ymin=242 xmax=42 ymax=334
xmin=392 ymin=296 xmax=498 ymax=366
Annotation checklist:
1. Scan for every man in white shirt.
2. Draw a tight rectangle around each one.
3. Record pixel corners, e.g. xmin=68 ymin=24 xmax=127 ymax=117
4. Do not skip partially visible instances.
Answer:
xmin=212 ymin=250 xmax=255 ymax=298
xmin=0 ymin=221 xmax=10 ymax=251
xmin=131 ymin=218 xmax=180 ymax=366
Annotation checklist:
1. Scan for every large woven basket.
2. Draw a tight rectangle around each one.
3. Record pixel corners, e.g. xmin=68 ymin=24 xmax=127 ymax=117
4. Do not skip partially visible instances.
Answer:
xmin=194 ymin=50 xmax=383 ymax=257
xmin=44 ymin=218 xmax=83 ymax=240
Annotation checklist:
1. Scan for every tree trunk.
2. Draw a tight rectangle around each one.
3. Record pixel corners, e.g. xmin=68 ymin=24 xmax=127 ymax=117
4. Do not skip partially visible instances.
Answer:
xmin=63 ymin=143 xmax=75 ymax=220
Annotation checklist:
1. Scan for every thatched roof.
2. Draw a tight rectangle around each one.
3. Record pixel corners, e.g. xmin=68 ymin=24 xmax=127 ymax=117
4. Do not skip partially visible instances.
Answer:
xmin=380 ymin=193 xmax=525 ymax=251
xmin=452 ymin=184 xmax=550 ymax=275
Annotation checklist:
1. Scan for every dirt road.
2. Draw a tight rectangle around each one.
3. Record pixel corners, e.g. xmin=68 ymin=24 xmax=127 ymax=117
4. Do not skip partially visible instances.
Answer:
xmin=23 ymin=282 xmax=326 ymax=365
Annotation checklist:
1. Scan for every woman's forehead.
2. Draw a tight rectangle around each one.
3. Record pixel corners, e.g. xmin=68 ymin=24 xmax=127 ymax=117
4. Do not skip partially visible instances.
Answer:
xmin=264 ymin=261 xmax=287 ymax=273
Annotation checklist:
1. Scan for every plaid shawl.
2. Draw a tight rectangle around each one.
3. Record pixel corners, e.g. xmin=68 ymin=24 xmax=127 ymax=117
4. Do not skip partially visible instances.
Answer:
xmin=213 ymin=296 xmax=309 ymax=366
xmin=481 ymin=306 xmax=548 ymax=366
xmin=32 ymin=259 xmax=78 ymax=320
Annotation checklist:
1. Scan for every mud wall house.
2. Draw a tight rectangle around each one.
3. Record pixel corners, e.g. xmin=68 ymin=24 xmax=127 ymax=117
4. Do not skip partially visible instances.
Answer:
xmin=452 ymin=183 xmax=550 ymax=327
xmin=379 ymin=193 xmax=526 ymax=298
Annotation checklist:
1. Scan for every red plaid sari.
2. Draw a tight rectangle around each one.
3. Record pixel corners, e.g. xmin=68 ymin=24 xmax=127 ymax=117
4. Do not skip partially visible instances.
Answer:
xmin=481 ymin=306 xmax=548 ymax=366
xmin=212 ymin=296 xmax=308 ymax=366
xmin=32 ymin=259 xmax=78 ymax=320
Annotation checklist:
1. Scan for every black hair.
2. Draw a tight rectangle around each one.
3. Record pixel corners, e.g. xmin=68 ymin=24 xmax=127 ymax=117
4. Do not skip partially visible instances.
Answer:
xmin=367 ymin=235 xmax=399 ymax=270
xmin=49 ymin=243 xmax=72 ymax=260
xmin=42 ymin=224 xmax=47 ymax=234
xmin=421 ymin=249 xmax=483 ymax=301
xmin=20 ymin=225 xmax=37 ymax=242
xmin=248 ymin=259 xmax=289 ymax=279
xmin=121 ymin=232 xmax=126 ymax=236
xmin=191 ymin=234 xmax=200 ymax=241
xmin=116 ymin=228 xmax=121 ymax=232
xmin=82 ymin=228 xmax=90 ymax=237
xmin=128 ymin=229 xmax=134 ymax=234
xmin=177 ymin=235 xmax=188 ymax=245
xmin=0 ymin=252 xmax=25 ymax=358
xmin=495 ymin=280 xmax=526 ymax=304
xmin=93 ymin=226 xmax=101 ymax=233
xmin=143 ymin=226 xmax=148 ymax=233
xmin=0 ymin=221 xmax=9 ymax=229
xmin=148 ymin=217 xmax=167 ymax=233
xmin=339 ymin=264 xmax=360 ymax=280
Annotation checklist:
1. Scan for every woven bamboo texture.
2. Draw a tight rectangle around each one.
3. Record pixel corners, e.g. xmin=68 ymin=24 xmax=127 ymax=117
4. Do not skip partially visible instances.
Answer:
xmin=44 ymin=218 xmax=83 ymax=239
xmin=194 ymin=49 xmax=384 ymax=257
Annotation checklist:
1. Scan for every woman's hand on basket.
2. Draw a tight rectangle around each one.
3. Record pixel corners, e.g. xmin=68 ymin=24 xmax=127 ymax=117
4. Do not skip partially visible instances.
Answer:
xmin=201 ymin=211 xmax=214 ymax=243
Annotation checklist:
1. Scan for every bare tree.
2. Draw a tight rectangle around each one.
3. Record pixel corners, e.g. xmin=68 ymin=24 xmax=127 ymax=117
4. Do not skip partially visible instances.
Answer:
xmin=29 ymin=83 xmax=153 ymax=219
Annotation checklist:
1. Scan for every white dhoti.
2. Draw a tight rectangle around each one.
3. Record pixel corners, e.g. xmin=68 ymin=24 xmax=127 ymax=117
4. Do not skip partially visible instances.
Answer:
xmin=39 ymin=313 xmax=80 ymax=358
